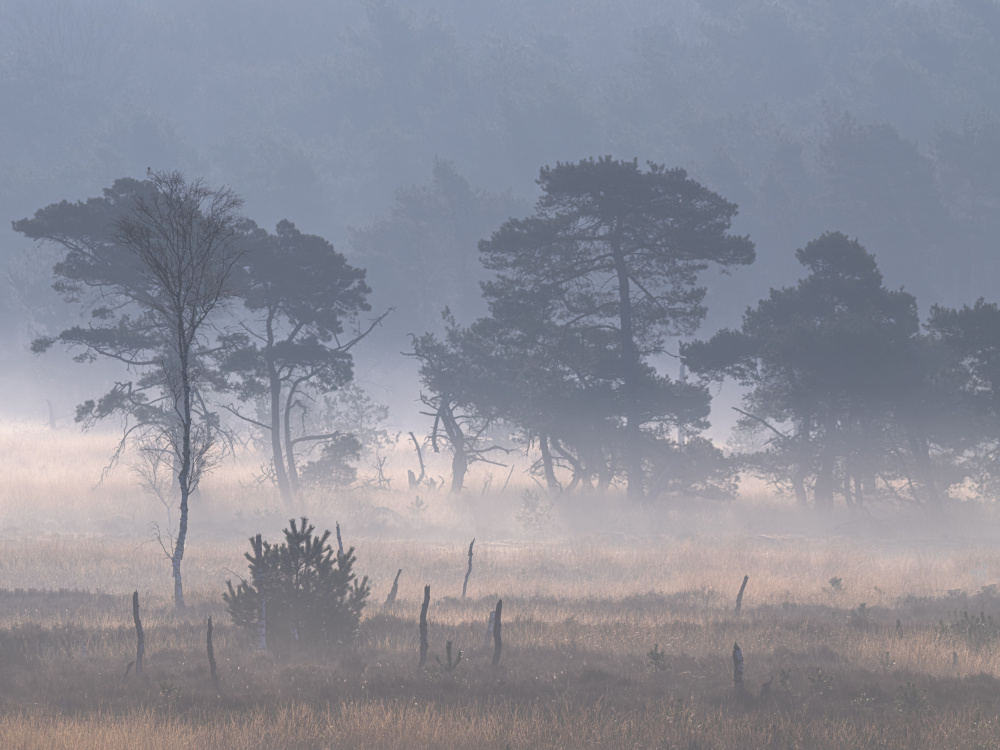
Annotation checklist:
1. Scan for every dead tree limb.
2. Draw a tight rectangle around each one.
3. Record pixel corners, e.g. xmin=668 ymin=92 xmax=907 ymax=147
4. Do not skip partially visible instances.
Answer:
xmin=731 ymin=407 xmax=791 ymax=442
xmin=207 ymin=616 xmax=219 ymax=688
xmin=735 ymin=574 xmax=749 ymax=614
xmin=485 ymin=609 xmax=496 ymax=646
xmin=418 ymin=584 xmax=430 ymax=669
xmin=383 ymin=569 xmax=402 ymax=610
xmin=492 ymin=598 xmax=503 ymax=668
xmin=462 ymin=539 xmax=475 ymax=599
xmin=408 ymin=432 xmax=426 ymax=488
xmin=132 ymin=591 xmax=144 ymax=677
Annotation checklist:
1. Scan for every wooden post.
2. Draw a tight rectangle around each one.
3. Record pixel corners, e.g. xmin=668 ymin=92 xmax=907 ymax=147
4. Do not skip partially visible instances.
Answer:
xmin=383 ymin=569 xmax=402 ymax=610
xmin=733 ymin=642 xmax=744 ymax=691
xmin=492 ymin=598 xmax=503 ymax=668
xmin=462 ymin=539 xmax=475 ymax=599
xmin=485 ymin=609 xmax=496 ymax=646
xmin=735 ymin=574 xmax=749 ymax=614
xmin=418 ymin=585 xmax=430 ymax=669
xmin=132 ymin=591 xmax=145 ymax=677
xmin=207 ymin=616 xmax=219 ymax=688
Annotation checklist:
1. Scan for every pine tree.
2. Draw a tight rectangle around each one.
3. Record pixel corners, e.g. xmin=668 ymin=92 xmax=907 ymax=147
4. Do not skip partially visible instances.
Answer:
xmin=224 ymin=518 xmax=370 ymax=648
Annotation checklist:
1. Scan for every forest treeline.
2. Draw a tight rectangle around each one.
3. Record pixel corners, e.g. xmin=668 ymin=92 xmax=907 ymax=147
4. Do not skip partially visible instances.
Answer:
xmin=15 ymin=160 xmax=1000 ymax=514
xmin=4 ymin=0 xmax=1000 ymax=353
xmin=14 ymin=157 xmax=1000 ymax=602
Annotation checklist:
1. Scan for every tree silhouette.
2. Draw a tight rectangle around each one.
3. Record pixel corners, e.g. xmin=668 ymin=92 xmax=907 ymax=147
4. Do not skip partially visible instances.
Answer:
xmin=19 ymin=171 xmax=245 ymax=607
xmin=216 ymin=220 xmax=385 ymax=505
xmin=480 ymin=157 xmax=754 ymax=496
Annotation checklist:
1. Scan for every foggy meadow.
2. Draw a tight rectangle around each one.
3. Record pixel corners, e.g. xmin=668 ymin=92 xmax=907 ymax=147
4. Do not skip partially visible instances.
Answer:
xmin=4 ymin=1 xmax=1000 ymax=748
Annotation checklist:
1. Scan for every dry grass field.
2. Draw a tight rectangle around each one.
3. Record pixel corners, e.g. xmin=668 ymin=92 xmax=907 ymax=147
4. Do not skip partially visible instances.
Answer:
xmin=3 ymin=421 xmax=1000 ymax=748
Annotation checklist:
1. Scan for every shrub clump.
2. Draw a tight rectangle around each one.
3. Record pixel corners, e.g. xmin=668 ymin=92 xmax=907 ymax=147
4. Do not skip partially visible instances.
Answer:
xmin=224 ymin=517 xmax=370 ymax=648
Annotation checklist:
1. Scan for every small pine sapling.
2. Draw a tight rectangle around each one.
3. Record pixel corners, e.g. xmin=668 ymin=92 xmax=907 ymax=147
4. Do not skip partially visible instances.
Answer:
xmin=647 ymin=643 xmax=669 ymax=672
xmin=224 ymin=517 xmax=370 ymax=650
xmin=435 ymin=640 xmax=463 ymax=676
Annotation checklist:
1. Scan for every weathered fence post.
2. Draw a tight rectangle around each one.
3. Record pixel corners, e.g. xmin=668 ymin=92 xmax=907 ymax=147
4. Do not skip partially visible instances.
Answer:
xmin=735 ymin=574 xmax=749 ymax=614
xmin=462 ymin=539 xmax=475 ymax=599
xmin=485 ymin=609 xmax=496 ymax=646
xmin=383 ymin=569 xmax=402 ymax=610
xmin=207 ymin=616 xmax=219 ymax=688
xmin=492 ymin=598 xmax=503 ymax=668
xmin=418 ymin=584 xmax=431 ymax=669
xmin=733 ymin=642 xmax=744 ymax=691
xmin=132 ymin=591 xmax=144 ymax=677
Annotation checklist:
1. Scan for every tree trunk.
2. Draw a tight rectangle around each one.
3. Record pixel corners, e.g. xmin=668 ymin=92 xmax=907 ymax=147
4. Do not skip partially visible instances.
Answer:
xmin=450 ymin=448 xmax=468 ymax=494
xmin=552 ymin=439 xmax=587 ymax=491
xmin=814 ymin=446 xmax=835 ymax=508
xmin=813 ymin=412 xmax=837 ymax=508
xmin=174 ymin=342 xmax=191 ymax=610
xmin=265 ymin=315 xmax=293 ymax=506
xmin=906 ymin=426 xmax=941 ymax=508
xmin=612 ymin=244 xmax=643 ymax=498
xmin=538 ymin=434 xmax=560 ymax=492
xmin=268 ymin=365 xmax=293 ymax=506
xmin=792 ymin=416 xmax=810 ymax=505
xmin=284 ymin=385 xmax=300 ymax=495
xmin=439 ymin=404 xmax=468 ymax=494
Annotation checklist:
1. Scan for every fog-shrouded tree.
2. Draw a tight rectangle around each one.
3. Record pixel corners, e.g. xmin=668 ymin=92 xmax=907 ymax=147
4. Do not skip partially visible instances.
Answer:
xmin=448 ymin=295 xmax=714 ymax=496
xmin=926 ymin=299 xmax=1000 ymax=500
xmin=479 ymin=157 xmax=754 ymax=497
xmin=16 ymin=170 xmax=245 ymax=608
xmin=349 ymin=159 xmax=525 ymax=342
xmin=216 ymin=220 xmax=386 ymax=506
xmin=684 ymin=232 xmax=951 ymax=509
xmin=408 ymin=312 xmax=509 ymax=494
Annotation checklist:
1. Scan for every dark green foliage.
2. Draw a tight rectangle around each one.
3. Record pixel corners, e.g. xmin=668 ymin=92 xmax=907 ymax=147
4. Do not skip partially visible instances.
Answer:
xmin=477 ymin=156 xmax=754 ymax=497
xmin=926 ymin=299 xmax=1000 ymax=499
xmin=216 ymin=220 xmax=379 ymax=505
xmin=224 ymin=518 xmax=370 ymax=648
xmin=684 ymin=232 xmax=947 ymax=508
xmin=409 ymin=312 xmax=508 ymax=494
xmin=298 ymin=433 xmax=362 ymax=489
xmin=415 ymin=157 xmax=751 ymax=497
xmin=646 ymin=436 xmax=738 ymax=500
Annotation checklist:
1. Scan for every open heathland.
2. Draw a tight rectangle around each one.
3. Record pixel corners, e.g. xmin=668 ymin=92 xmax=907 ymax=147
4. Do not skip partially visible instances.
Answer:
xmin=2 ymin=423 xmax=1000 ymax=748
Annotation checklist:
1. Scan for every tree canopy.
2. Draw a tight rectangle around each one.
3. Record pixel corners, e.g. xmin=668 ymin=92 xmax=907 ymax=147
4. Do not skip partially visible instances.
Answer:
xmin=478 ymin=156 xmax=754 ymax=496
xmin=16 ymin=170 xmax=245 ymax=607
xmin=217 ymin=219 xmax=383 ymax=505
xmin=684 ymin=232 xmax=949 ymax=508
